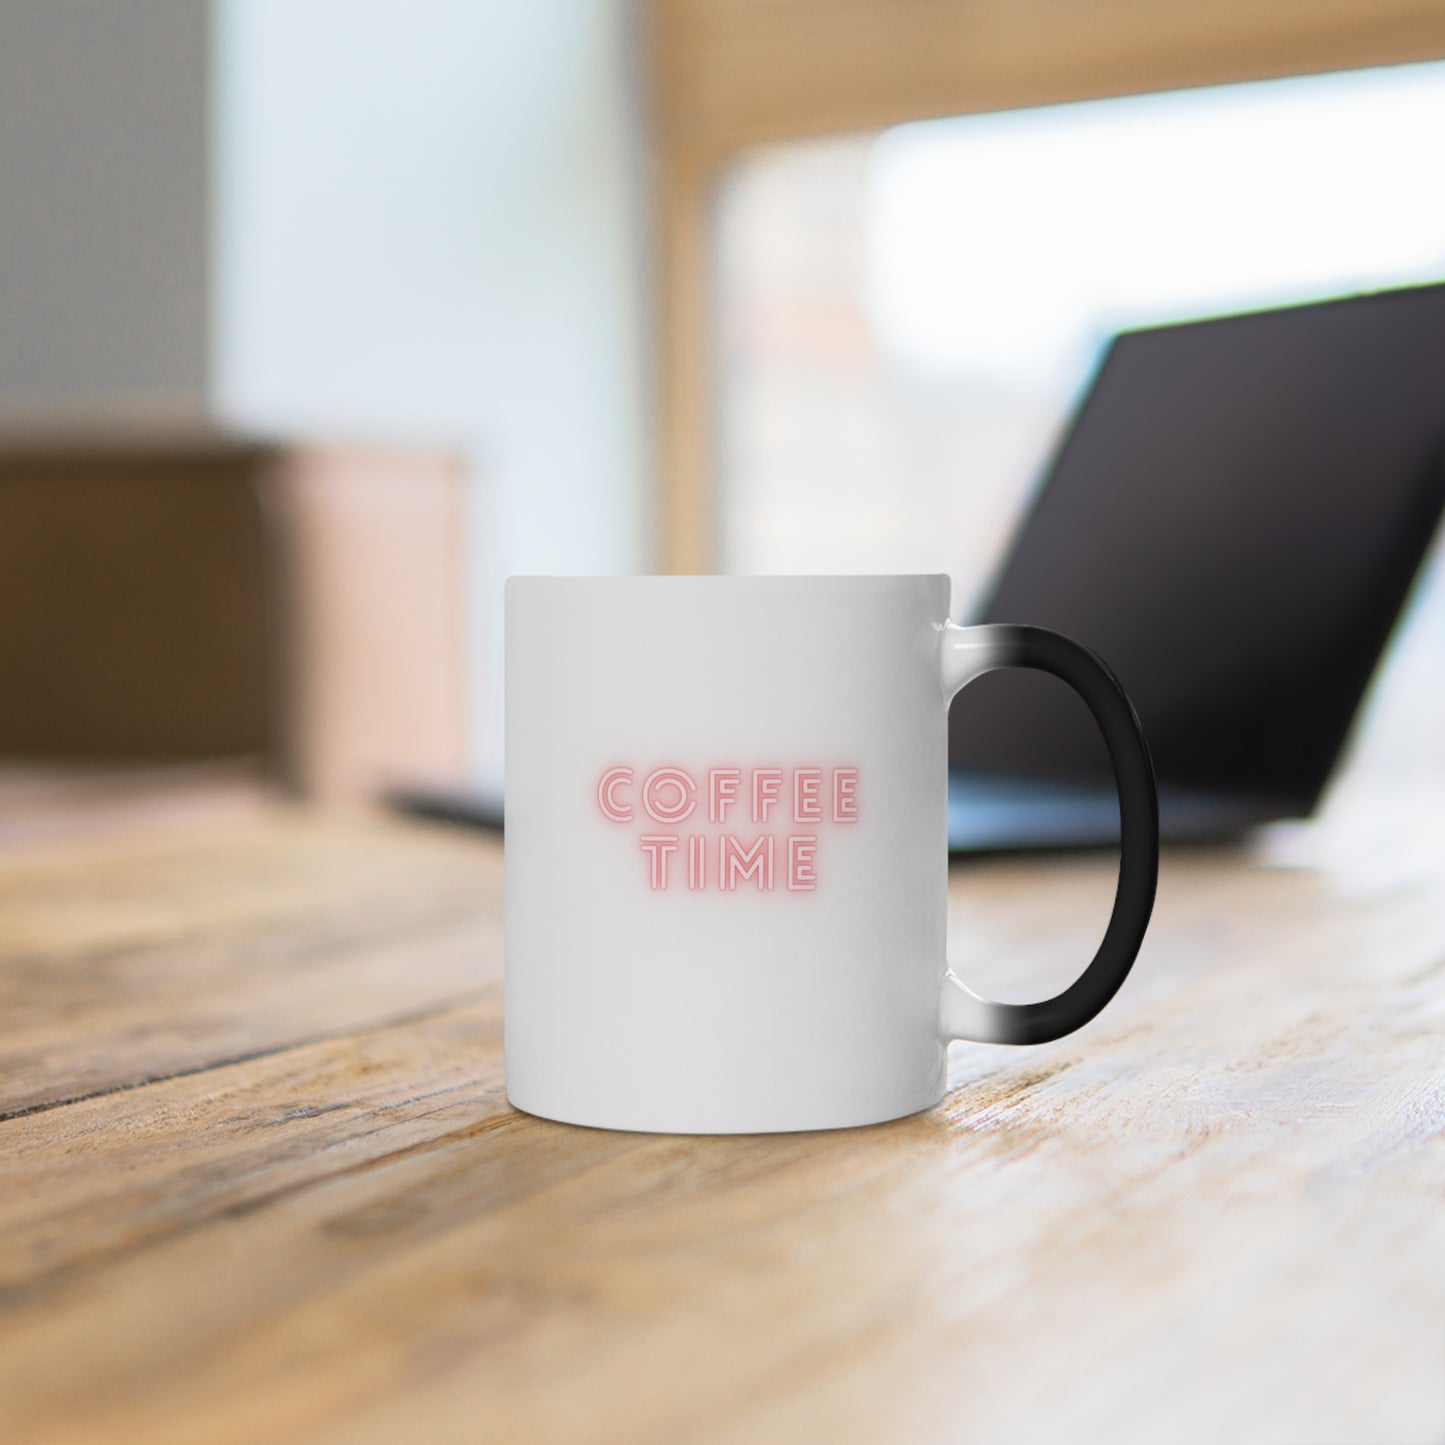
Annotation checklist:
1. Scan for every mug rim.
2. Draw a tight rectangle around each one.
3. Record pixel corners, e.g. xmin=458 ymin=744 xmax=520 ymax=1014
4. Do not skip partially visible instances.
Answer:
xmin=506 ymin=572 xmax=951 ymax=586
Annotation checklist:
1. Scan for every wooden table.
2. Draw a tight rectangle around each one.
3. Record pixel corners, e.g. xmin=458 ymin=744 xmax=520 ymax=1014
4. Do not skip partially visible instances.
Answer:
xmin=1 ymin=789 xmax=1441 ymax=1444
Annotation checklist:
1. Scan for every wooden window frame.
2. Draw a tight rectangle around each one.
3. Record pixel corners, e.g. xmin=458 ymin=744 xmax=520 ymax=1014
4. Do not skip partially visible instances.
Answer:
xmin=646 ymin=0 xmax=1445 ymax=572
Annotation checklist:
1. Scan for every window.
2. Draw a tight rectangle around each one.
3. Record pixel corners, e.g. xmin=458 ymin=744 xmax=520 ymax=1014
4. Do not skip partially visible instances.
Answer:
xmin=717 ymin=61 xmax=1445 ymax=602
xmin=711 ymin=60 xmax=1445 ymax=779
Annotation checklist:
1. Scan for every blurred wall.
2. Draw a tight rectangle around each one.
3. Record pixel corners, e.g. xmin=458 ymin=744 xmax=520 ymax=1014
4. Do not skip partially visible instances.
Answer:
xmin=212 ymin=0 xmax=650 ymax=786
xmin=1 ymin=2 xmax=647 ymax=789
xmin=0 ymin=0 xmax=209 ymax=421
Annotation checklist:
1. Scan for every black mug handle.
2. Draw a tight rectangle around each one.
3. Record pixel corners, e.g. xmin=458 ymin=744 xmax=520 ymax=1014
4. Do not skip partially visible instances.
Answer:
xmin=938 ymin=623 xmax=1159 ymax=1046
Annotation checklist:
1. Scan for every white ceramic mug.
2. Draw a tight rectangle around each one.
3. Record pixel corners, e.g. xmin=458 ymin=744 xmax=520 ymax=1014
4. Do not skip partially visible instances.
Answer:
xmin=505 ymin=575 xmax=1156 ymax=1134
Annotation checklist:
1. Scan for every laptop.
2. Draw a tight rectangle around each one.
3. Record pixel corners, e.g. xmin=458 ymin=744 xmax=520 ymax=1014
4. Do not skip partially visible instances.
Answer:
xmin=947 ymin=282 xmax=1445 ymax=852
xmin=395 ymin=284 xmax=1445 ymax=849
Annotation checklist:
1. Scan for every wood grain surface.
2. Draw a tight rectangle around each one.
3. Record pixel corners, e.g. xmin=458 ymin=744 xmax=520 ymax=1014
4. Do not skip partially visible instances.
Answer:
xmin=0 ymin=793 xmax=1441 ymax=1444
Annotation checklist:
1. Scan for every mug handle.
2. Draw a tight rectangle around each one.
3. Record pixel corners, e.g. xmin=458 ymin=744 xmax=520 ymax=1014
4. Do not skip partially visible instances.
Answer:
xmin=938 ymin=622 xmax=1159 ymax=1046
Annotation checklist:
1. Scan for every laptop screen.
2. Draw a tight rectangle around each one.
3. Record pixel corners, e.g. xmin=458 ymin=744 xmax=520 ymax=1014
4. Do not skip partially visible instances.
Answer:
xmin=949 ymin=283 xmax=1445 ymax=808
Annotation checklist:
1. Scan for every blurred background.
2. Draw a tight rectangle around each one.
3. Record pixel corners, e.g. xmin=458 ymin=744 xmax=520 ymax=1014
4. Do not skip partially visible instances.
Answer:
xmin=2 ymin=0 xmax=1444 ymax=834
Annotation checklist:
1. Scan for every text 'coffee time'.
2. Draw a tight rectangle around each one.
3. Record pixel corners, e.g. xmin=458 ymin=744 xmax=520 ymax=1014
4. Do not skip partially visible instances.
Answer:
xmin=595 ymin=765 xmax=860 ymax=892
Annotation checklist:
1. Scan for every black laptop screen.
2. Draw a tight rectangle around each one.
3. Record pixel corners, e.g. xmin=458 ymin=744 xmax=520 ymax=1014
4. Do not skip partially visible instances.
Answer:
xmin=949 ymin=283 xmax=1445 ymax=807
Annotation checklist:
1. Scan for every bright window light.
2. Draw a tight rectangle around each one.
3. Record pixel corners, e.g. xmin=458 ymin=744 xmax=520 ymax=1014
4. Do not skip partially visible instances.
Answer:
xmin=866 ymin=61 xmax=1445 ymax=386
